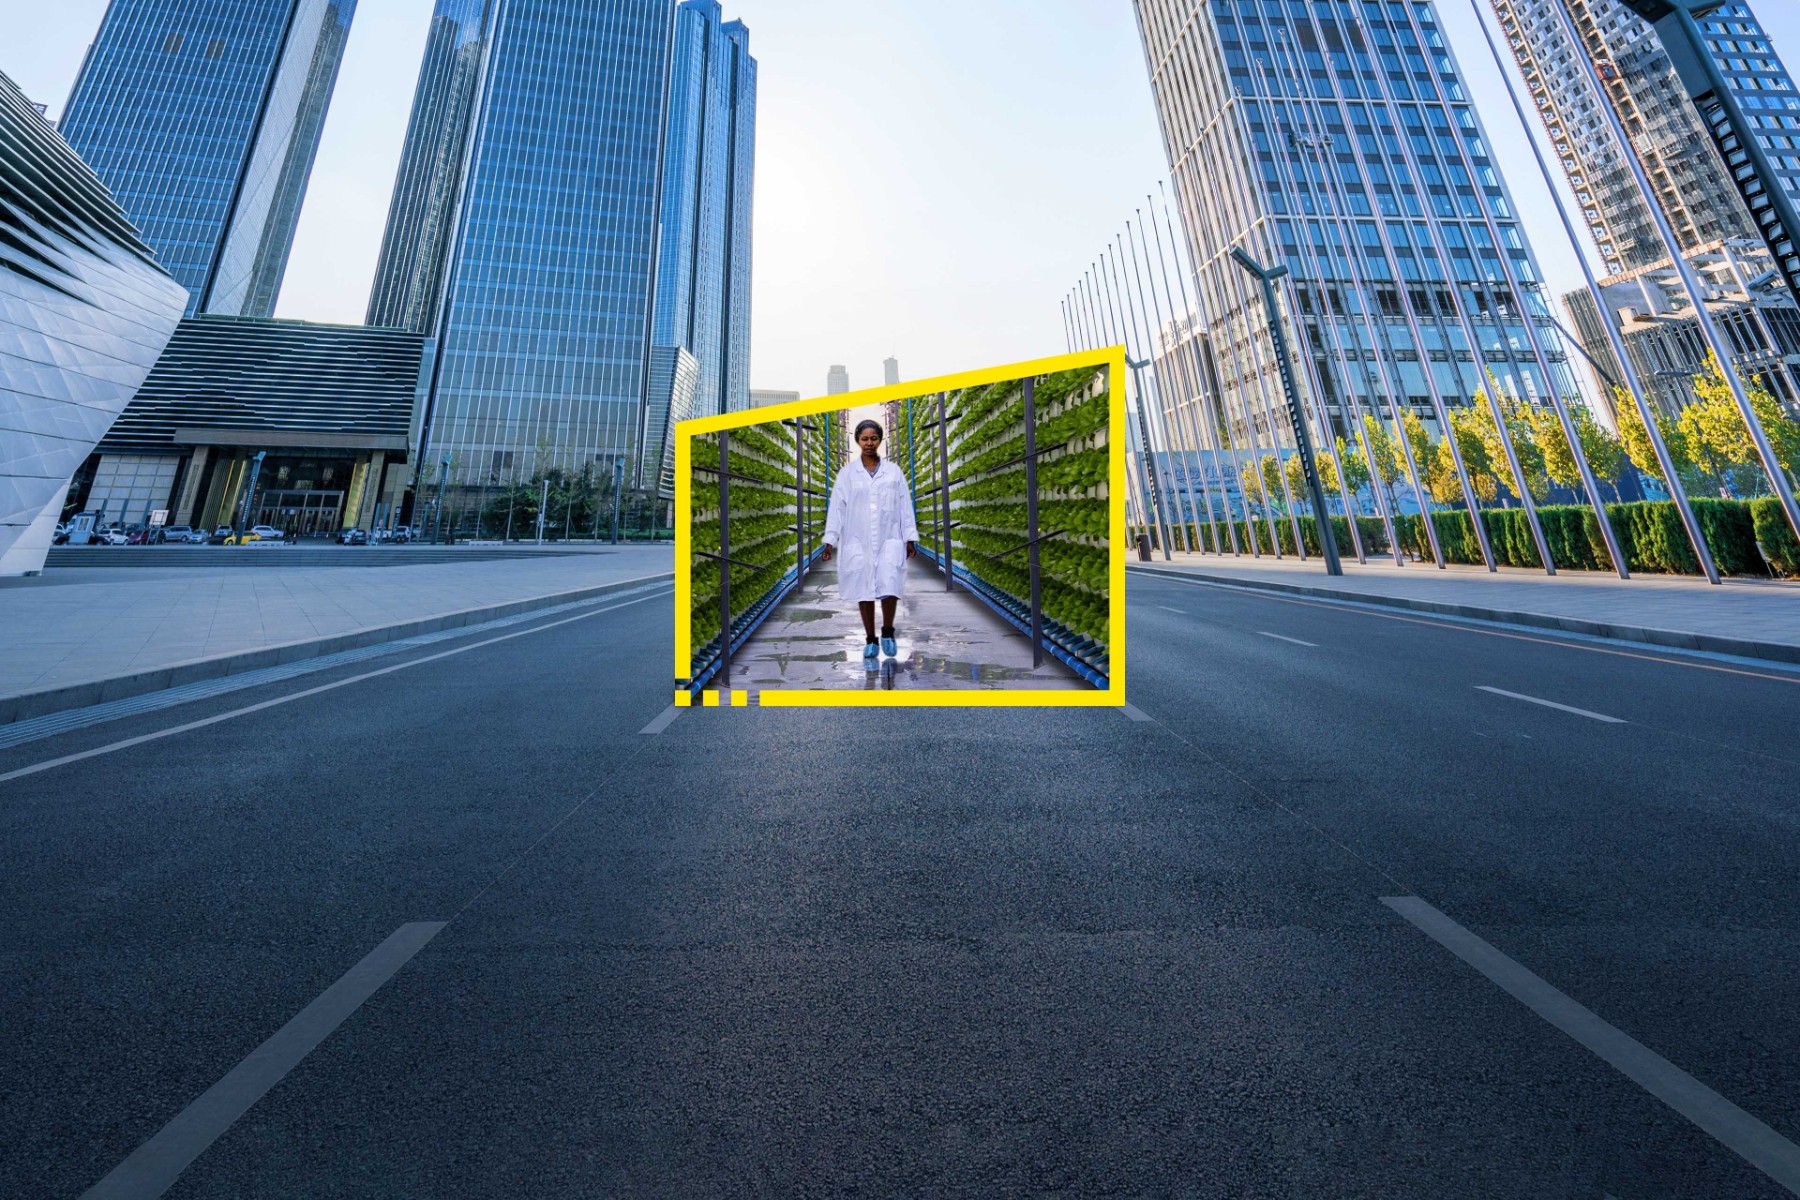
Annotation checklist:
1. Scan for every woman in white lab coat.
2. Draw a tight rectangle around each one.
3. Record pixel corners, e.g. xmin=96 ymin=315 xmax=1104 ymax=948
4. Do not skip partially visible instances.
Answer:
xmin=821 ymin=420 xmax=918 ymax=661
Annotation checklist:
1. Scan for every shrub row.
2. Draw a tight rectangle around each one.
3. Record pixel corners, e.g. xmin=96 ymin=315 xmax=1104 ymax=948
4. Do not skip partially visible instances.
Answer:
xmin=1136 ymin=497 xmax=1800 ymax=578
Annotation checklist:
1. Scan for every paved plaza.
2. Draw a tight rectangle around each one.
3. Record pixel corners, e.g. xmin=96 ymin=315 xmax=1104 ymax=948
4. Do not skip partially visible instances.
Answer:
xmin=1133 ymin=550 xmax=1800 ymax=661
xmin=0 ymin=546 xmax=674 ymax=707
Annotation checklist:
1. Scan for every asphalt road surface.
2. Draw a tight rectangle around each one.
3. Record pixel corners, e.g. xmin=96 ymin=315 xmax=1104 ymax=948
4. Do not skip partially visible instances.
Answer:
xmin=3 ymin=571 xmax=1798 ymax=1198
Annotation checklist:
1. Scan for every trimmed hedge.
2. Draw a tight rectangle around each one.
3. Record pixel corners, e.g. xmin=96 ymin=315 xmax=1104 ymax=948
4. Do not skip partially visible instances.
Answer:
xmin=1138 ymin=499 xmax=1800 ymax=578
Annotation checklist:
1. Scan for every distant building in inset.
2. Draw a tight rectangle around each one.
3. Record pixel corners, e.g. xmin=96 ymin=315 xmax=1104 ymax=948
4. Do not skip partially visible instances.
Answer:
xmin=749 ymin=389 xmax=800 ymax=408
xmin=826 ymin=365 xmax=849 ymax=395
xmin=883 ymin=357 xmax=899 ymax=386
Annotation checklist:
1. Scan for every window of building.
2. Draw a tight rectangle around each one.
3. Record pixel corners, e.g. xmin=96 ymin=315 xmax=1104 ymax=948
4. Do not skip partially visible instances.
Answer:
xmin=161 ymin=32 xmax=182 ymax=54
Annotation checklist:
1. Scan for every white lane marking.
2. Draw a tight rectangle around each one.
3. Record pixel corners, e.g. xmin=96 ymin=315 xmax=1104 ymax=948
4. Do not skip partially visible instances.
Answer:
xmin=1156 ymin=605 xmax=1187 ymax=614
xmin=1120 ymin=703 xmax=1154 ymax=722
xmin=1475 ymin=685 xmax=1626 ymax=724
xmin=1 ymin=589 xmax=672 ymax=785
xmin=1383 ymin=897 xmax=1800 ymax=1195
xmin=1257 ymin=631 xmax=1317 ymax=647
xmin=79 ymin=923 xmax=445 ymax=1200
xmin=640 ymin=705 xmax=682 ymax=734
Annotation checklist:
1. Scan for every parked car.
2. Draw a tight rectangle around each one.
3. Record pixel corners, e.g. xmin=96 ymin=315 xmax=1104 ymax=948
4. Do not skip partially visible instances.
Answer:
xmin=337 ymin=528 xmax=369 ymax=545
xmin=53 ymin=523 xmax=68 ymax=544
xmin=156 ymin=524 xmax=195 ymax=544
xmin=94 ymin=528 xmax=128 ymax=545
xmin=207 ymin=526 xmax=235 ymax=545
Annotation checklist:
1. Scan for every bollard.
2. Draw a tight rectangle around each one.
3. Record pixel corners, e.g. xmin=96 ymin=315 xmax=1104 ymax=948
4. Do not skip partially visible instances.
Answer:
xmin=1136 ymin=533 xmax=1152 ymax=563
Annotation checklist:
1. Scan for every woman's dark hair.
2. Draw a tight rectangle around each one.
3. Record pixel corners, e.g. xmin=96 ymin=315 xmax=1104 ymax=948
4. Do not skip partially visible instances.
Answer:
xmin=854 ymin=420 xmax=883 ymax=442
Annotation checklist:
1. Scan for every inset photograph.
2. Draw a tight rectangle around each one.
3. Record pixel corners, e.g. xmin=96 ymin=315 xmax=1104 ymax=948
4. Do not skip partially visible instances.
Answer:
xmin=676 ymin=348 xmax=1125 ymax=706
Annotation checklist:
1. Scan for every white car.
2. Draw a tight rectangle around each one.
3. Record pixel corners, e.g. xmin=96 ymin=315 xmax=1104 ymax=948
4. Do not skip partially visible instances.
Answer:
xmin=249 ymin=525 xmax=287 ymax=541
xmin=95 ymin=529 xmax=128 ymax=545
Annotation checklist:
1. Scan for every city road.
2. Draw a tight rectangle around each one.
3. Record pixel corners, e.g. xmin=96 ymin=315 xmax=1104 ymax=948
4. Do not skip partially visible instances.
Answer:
xmin=3 ymin=573 xmax=1798 ymax=1197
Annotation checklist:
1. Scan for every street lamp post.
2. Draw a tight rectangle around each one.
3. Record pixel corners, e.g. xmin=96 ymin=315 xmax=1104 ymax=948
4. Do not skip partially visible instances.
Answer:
xmin=1229 ymin=247 xmax=1342 ymax=575
xmin=236 ymin=450 xmax=267 ymax=536
xmin=611 ymin=458 xmax=624 ymax=545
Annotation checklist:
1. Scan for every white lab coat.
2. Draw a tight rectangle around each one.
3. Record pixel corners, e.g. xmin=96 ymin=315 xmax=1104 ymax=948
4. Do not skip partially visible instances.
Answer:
xmin=823 ymin=457 xmax=919 ymax=602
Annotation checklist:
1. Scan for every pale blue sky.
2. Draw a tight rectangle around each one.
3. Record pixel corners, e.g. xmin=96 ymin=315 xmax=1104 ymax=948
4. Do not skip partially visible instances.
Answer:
xmin=5 ymin=1 xmax=1799 ymax=397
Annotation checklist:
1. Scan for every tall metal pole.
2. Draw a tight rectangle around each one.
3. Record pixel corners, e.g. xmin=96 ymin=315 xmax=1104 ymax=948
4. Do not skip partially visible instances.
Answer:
xmin=1468 ymin=0 xmax=1714 ymax=579
xmin=1176 ymin=121 xmax=1295 ymax=557
xmin=1144 ymin=194 xmax=1229 ymax=556
xmin=1540 ymin=0 xmax=1800 ymax=547
xmin=1157 ymin=184 xmax=1244 ymax=557
xmin=1377 ymin=3 xmax=1625 ymax=577
xmin=1232 ymin=249 xmax=1343 ymax=574
xmin=1023 ymin=376 xmax=1044 ymax=668
xmin=1123 ymin=223 xmax=1198 ymax=551
xmin=717 ymin=430 xmax=732 ymax=688
xmin=1114 ymin=236 xmax=1192 ymax=553
xmin=1096 ymin=262 xmax=1176 ymax=558
xmin=1265 ymin=22 xmax=1469 ymax=570
xmin=936 ymin=389 xmax=953 ymax=591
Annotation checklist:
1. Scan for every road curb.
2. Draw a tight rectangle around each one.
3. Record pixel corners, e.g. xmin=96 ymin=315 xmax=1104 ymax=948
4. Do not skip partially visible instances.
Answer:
xmin=1126 ymin=563 xmax=1800 ymax=668
xmin=0 ymin=571 xmax=674 ymax=726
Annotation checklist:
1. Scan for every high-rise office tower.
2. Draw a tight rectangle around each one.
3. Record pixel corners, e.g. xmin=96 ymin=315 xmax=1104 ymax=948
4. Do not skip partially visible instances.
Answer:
xmin=365 ymin=0 xmax=490 ymax=334
xmin=1134 ymin=0 xmax=1578 ymax=457
xmin=637 ymin=1 xmax=755 ymax=508
xmin=372 ymin=0 xmax=678 ymax=499
xmin=1491 ymin=0 xmax=1800 ymax=273
xmin=883 ymin=357 xmax=899 ymax=386
xmin=1490 ymin=0 xmax=1800 ymax=412
xmin=652 ymin=0 xmax=756 ymax=419
xmin=58 ymin=0 xmax=356 ymax=318
xmin=826 ymin=365 xmax=849 ymax=395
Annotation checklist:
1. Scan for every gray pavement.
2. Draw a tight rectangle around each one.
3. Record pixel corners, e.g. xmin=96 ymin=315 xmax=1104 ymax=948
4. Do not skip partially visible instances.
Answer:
xmin=727 ymin=555 xmax=1084 ymax=691
xmin=0 ymin=545 xmax=673 ymax=704
xmin=2 ymin=572 xmax=1799 ymax=1195
xmin=1134 ymin=550 xmax=1800 ymax=661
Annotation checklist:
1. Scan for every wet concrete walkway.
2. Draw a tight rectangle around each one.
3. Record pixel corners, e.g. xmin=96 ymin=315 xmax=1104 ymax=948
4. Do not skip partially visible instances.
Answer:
xmin=728 ymin=556 xmax=1086 ymax=692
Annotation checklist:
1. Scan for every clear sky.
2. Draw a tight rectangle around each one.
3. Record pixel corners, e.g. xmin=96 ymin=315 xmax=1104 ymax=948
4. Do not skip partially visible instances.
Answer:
xmin=7 ymin=0 xmax=1800 ymax=399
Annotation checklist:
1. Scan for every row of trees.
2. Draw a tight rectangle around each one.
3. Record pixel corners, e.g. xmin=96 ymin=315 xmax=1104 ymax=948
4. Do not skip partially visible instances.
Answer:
xmin=1230 ymin=356 xmax=1800 ymax=518
xmin=425 ymin=463 xmax=665 ymax=540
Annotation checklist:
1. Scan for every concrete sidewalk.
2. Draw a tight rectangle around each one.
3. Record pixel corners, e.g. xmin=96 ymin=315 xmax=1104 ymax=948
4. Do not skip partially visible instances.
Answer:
xmin=0 ymin=546 xmax=674 ymax=721
xmin=1128 ymin=552 xmax=1800 ymax=664
xmin=728 ymin=556 xmax=1085 ymax=691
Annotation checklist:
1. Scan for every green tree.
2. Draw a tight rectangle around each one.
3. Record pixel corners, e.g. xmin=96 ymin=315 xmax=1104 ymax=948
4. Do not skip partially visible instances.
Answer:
xmin=1614 ymin=390 xmax=1687 ymax=484
xmin=1360 ymin=413 xmax=1402 ymax=486
xmin=1685 ymin=352 xmax=1800 ymax=490
xmin=1335 ymin=435 xmax=1371 ymax=494
xmin=1259 ymin=454 xmax=1288 ymax=513
xmin=1447 ymin=405 xmax=1501 ymax=504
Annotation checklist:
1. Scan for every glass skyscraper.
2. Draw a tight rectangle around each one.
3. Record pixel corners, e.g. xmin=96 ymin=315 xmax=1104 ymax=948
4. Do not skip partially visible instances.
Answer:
xmin=1491 ymin=0 xmax=1800 ymax=415
xmin=1491 ymin=0 xmax=1800 ymax=273
xmin=58 ymin=0 xmax=356 ymax=318
xmin=651 ymin=0 xmax=756 ymax=420
xmin=364 ymin=0 xmax=490 ymax=334
xmin=373 ymin=0 xmax=679 ymax=502
xmin=1133 ymin=0 xmax=1582 ymax=470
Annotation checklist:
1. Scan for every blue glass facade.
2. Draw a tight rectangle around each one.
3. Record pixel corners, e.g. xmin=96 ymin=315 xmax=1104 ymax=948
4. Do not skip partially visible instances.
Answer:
xmin=58 ymin=0 xmax=355 ymax=318
xmin=1137 ymin=0 xmax=1580 ymax=452
xmin=398 ymin=0 xmax=677 ymax=494
xmin=365 ymin=0 xmax=490 ymax=334
xmin=652 ymin=1 xmax=756 ymax=420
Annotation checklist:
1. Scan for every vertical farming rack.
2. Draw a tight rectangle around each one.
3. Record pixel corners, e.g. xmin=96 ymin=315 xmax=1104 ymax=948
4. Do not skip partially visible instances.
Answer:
xmin=687 ymin=410 xmax=848 ymax=692
xmin=901 ymin=365 xmax=1112 ymax=685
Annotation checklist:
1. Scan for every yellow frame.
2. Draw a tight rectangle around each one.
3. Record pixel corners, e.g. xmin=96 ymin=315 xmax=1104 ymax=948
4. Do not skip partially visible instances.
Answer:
xmin=674 ymin=344 xmax=1128 ymax=708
